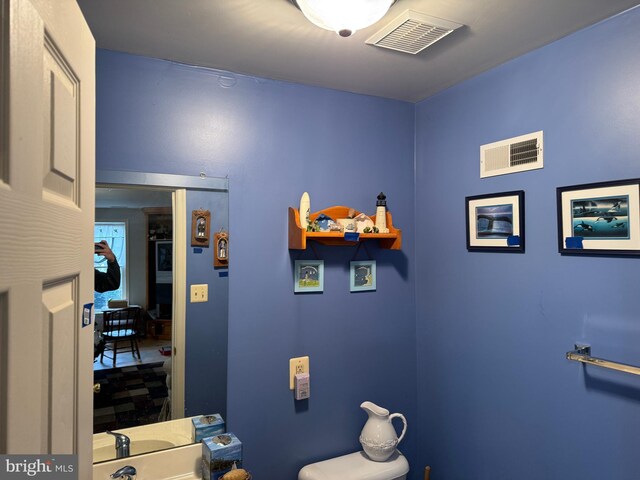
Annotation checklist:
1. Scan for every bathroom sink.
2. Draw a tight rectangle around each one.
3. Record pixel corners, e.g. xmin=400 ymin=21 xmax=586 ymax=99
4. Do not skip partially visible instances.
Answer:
xmin=93 ymin=416 xmax=195 ymax=463
xmin=92 ymin=442 xmax=202 ymax=479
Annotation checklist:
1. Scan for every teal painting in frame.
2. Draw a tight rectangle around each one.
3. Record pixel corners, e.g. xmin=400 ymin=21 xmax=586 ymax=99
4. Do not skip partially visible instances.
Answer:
xmin=294 ymin=260 xmax=324 ymax=293
xmin=350 ymin=260 xmax=376 ymax=292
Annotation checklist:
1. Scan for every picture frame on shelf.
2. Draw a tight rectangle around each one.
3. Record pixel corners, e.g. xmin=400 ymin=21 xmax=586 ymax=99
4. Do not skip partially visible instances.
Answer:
xmin=557 ymin=178 xmax=640 ymax=256
xmin=350 ymin=260 xmax=376 ymax=292
xmin=294 ymin=260 xmax=324 ymax=293
xmin=465 ymin=190 xmax=525 ymax=253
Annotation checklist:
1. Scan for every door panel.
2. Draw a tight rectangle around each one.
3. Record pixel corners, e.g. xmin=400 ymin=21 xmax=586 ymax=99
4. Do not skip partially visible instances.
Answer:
xmin=43 ymin=277 xmax=78 ymax=453
xmin=43 ymin=34 xmax=79 ymax=203
xmin=0 ymin=0 xmax=94 ymax=477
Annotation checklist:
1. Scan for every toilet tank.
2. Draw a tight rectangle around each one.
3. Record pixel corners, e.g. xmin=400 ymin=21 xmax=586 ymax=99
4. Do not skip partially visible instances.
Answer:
xmin=298 ymin=451 xmax=409 ymax=480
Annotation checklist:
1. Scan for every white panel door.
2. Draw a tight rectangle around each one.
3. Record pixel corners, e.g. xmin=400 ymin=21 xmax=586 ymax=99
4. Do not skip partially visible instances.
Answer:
xmin=0 ymin=0 xmax=95 ymax=477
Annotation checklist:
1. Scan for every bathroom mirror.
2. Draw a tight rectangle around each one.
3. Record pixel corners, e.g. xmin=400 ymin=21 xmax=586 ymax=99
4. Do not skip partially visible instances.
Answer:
xmin=93 ymin=171 xmax=229 ymax=463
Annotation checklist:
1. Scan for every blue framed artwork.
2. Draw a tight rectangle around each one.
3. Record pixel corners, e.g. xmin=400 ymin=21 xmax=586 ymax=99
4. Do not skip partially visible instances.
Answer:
xmin=465 ymin=190 xmax=525 ymax=253
xmin=294 ymin=260 xmax=324 ymax=293
xmin=557 ymin=178 xmax=640 ymax=256
xmin=350 ymin=260 xmax=376 ymax=292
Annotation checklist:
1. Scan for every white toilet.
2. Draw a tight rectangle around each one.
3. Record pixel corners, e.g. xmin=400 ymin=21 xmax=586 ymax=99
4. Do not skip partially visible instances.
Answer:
xmin=298 ymin=450 xmax=409 ymax=480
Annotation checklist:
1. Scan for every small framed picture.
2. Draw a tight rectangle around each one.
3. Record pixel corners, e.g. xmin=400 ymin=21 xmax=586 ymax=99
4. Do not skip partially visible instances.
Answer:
xmin=191 ymin=209 xmax=211 ymax=246
xmin=214 ymin=230 xmax=229 ymax=268
xmin=155 ymin=240 xmax=173 ymax=283
xmin=465 ymin=190 xmax=525 ymax=253
xmin=294 ymin=260 xmax=324 ymax=293
xmin=557 ymin=178 xmax=640 ymax=256
xmin=350 ymin=260 xmax=376 ymax=292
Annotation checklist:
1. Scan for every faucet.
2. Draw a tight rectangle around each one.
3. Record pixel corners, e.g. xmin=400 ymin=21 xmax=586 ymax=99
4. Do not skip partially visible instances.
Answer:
xmin=105 ymin=430 xmax=131 ymax=459
xmin=110 ymin=465 xmax=136 ymax=480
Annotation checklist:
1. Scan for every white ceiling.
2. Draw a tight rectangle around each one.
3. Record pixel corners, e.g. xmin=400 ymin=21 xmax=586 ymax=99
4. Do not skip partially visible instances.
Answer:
xmin=77 ymin=0 xmax=640 ymax=103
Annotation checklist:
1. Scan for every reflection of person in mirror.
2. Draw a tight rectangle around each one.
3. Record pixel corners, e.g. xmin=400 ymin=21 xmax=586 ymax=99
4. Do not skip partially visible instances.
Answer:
xmin=219 ymin=239 xmax=227 ymax=259
xmin=94 ymin=240 xmax=121 ymax=293
xmin=94 ymin=240 xmax=121 ymax=361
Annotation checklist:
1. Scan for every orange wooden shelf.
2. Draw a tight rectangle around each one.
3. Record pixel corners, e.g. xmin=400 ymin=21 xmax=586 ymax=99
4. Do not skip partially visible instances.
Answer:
xmin=288 ymin=205 xmax=402 ymax=250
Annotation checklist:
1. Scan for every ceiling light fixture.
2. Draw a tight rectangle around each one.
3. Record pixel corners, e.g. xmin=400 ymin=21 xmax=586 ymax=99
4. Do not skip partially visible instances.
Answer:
xmin=293 ymin=0 xmax=396 ymax=38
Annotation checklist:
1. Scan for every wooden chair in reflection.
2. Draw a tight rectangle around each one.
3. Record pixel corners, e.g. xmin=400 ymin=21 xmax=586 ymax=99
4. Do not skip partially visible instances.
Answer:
xmin=101 ymin=306 xmax=141 ymax=367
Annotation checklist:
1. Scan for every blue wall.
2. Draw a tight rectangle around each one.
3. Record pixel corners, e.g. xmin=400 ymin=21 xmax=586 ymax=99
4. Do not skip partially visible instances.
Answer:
xmin=185 ymin=189 xmax=229 ymax=420
xmin=96 ymin=51 xmax=417 ymax=478
xmin=414 ymin=7 xmax=640 ymax=479
xmin=96 ymin=8 xmax=640 ymax=477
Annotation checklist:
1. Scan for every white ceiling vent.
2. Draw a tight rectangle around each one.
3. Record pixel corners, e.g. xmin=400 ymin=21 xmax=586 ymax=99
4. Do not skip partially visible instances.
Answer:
xmin=366 ymin=10 xmax=463 ymax=55
xmin=480 ymin=131 xmax=543 ymax=178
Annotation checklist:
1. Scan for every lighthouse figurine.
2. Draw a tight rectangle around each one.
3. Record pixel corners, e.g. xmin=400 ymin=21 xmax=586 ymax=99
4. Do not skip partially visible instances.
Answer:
xmin=375 ymin=192 xmax=389 ymax=234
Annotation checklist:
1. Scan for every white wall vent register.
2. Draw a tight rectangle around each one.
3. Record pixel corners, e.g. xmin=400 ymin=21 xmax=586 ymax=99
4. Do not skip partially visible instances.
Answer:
xmin=366 ymin=10 xmax=464 ymax=55
xmin=480 ymin=131 xmax=543 ymax=178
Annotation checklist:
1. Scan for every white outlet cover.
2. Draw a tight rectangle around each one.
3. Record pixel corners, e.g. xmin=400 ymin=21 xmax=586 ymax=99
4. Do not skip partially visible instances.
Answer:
xmin=190 ymin=284 xmax=208 ymax=303
xmin=289 ymin=356 xmax=309 ymax=390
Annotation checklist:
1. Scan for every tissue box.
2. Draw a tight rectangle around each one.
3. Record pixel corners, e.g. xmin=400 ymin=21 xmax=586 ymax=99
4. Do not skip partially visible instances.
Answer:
xmin=192 ymin=414 xmax=225 ymax=443
xmin=202 ymin=433 xmax=242 ymax=480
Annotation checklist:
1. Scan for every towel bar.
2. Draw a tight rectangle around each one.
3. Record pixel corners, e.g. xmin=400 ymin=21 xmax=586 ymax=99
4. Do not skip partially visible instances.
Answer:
xmin=566 ymin=344 xmax=640 ymax=376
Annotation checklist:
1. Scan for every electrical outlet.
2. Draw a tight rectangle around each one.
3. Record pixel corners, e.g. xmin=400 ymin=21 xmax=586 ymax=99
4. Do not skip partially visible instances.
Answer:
xmin=190 ymin=284 xmax=208 ymax=303
xmin=289 ymin=356 xmax=309 ymax=390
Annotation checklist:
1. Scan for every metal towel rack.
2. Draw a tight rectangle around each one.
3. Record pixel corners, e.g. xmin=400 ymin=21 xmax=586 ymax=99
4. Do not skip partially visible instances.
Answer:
xmin=566 ymin=344 xmax=640 ymax=376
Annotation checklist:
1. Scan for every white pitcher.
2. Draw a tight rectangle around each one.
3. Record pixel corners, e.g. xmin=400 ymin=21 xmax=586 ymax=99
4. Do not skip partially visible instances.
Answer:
xmin=358 ymin=401 xmax=407 ymax=462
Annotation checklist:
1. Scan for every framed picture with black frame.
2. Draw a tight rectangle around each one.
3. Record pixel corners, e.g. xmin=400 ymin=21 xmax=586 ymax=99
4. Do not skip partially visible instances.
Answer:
xmin=465 ymin=190 xmax=525 ymax=253
xmin=557 ymin=178 xmax=640 ymax=256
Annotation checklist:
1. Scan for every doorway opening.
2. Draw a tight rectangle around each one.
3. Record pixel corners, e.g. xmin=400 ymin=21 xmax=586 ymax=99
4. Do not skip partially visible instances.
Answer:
xmin=93 ymin=186 xmax=174 ymax=433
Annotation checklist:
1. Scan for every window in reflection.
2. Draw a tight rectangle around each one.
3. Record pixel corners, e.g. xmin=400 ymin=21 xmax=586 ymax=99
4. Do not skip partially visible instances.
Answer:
xmin=94 ymin=222 xmax=127 ymax=311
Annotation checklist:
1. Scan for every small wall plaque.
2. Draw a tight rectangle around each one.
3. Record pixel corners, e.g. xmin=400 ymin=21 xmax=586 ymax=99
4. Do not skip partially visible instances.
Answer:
xmin=191 ymin=210 xmax=211 ymax=247
xmin=214 ymin=230 xmax=229 ymax=268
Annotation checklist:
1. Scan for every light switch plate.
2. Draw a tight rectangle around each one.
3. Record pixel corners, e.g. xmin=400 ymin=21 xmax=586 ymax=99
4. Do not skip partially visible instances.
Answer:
xmin=289 ymin=356 xmax=309 ymax=390
xmin=190 ymin=284 xmax=208 ymax=303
